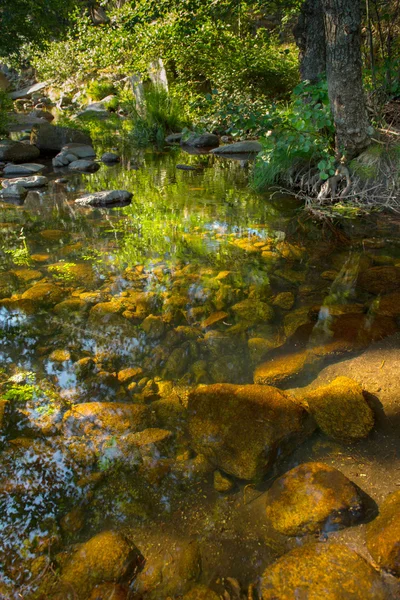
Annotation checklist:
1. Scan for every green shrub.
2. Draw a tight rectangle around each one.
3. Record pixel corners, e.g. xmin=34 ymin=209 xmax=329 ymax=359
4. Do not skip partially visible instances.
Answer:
xmin=86 ymin=80 xmax=116 ymax=101
xmin=251 ymin=79 xmax=336 ymax=190
xmin=0 ymin=90 xmax=12 ymax=136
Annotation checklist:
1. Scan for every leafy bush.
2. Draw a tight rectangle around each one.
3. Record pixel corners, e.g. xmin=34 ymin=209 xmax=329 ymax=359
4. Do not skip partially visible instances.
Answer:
xmin=0 ymin=90 xmax=13 ymax=136
xmin=86 ymin=80 xmax=116 ymax=101
xmin=251 ymin=78 xmax=336 ymax=190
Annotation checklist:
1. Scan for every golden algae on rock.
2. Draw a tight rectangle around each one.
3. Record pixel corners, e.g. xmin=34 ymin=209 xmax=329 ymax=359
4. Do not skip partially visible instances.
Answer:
xmin=366 ymin=490 xmax=400 ymax=576
xmin=60 ymin=530 xmax=142 ymax=599
xmin=260 ymin=542 xmax=387 ymax=599
xmin=265 ymin=462 xmax=366 ymax=536
xmin=188 ymin=383 xmax=315 ymax=480
xmin=302 ymin=376 xmax=375 ymax=441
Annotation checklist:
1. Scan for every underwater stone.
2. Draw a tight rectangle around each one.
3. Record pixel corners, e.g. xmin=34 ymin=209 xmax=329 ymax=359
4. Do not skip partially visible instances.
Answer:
xmin=60 ymin=530 xmax=143 ymax=599
xmin=265 ymin=462 xmax=366 ymax=536
xmin=231 ymin=299 xmax=274 ymax=324
xmin=21 ymin=282 xmax=65 ymax=306
xmin=260 ymin=542 xmax=387 ymax=599
xmin=183 ymin=585 xmax=220 ymax=600
xmin=213 ymin=470 xmax=234 ymax=493
xmin=366 ymin=490 xmax=400 ymax=576
xmin=302 ymin=376 xmax=375 ymax=441
xmin=132 ymin=538 xmax=202 ymax=599
xmin=357 ymin=266 xmax=400 ymax=294
xmin=272 ymin=291 xmax=295 ymax=310
xmin=254 ymin=350 xmax=312 ymax=386
xmin=62 ymin=402 xmax=149 ymax=438
xmin=89 ymin=584 xmax=127 ymax=600
xmin=188 ymin=383 xmax=314 ymax=480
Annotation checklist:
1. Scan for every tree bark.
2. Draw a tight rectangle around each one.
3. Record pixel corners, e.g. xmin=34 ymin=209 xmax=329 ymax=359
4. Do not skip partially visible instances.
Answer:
xmin=321 ymin=0 xmax=370 ymax=159
xmin=293 ymin=0 xmax=326 ymax=83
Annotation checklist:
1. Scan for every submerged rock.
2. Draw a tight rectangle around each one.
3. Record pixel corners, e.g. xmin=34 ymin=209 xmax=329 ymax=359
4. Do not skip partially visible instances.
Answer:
xmin=366 ymin=490 xmax=400 ymax=576
xmin=0 ymin=140 xmax=40 ymax=162
xmin=181 ymin=133 xmax=219 ymax=148
xmin=63 ymin=402 xmax=149 ymax=439
xmin=260 ymin=542 xmax=387 ymax=599
xmin=265 ymin=462 xmax=366 ymax=536
xmin=183 ymin=585 xmax=220 ymax=600
xmin=21 ymin=282 xmax=65 ymax=306
xmin=68 ymin=159 xmax=100 ymax=173
xmin=60 ymin=530 xmax=143 ymax=599
xmin=89 ymin=584 xmax=127 ymax=600
xmin=213 ymin=470 xmax=234 ymax=493
xmin=75 ymin=190 xmax=133 ymax=207
xmin=188 ymin=384 xmax=314 ymax=480
xmin=211 ymin=140 xmax=262 ymax=154
xmin=132 ymin=538 xmax=201 ymax=599
xmin=254 ymin=350 xmax=311 ymax=386
xmin=357 ymin=266 xmax=400 ymax=294
xmin=302 ymin=376 xmax=375 ymax=441
xmin=231 ymin=299 xmax=274 ymax=324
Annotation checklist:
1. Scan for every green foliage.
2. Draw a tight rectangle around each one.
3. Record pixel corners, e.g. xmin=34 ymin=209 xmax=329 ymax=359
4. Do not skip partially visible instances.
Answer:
xmin=48 ymin=262 xmax=77 ymax=283
xmin=0 ymin=90 xmax=12 ymax=136
xmin=2 ymin=228 xmax=33 ymax=267
xmin=252 ymin=78 xmax=336 ymax=190
xmin=86 ymin=80 xmax=116 ymax=101
xmin=0 ymin=0 xmax=78 ymax=62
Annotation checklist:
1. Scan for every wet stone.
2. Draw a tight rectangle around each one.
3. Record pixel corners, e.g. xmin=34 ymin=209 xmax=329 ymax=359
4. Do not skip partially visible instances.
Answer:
xmin=302 ymin=376 xmax=375 ymax=442
xmin=132 ymin=538 xmax=202 ymax=599
xmin=183 ymin=585 xmax=220 ymax=600
xmin=254 ymin=350 xmax=311 ymax=386
xmin=68 ymin=159 xmax=100 ymax=173
xmin=265 ymin=462 xmax=366 ymax=536
xmin=89 ymin=583 xmax=127 ymax=600
xmin=213 ymin=470 xmax=234 ymax=493
xmin=188 ymin=383 xmax=314 ymax=480
xmin=366 ymin=490 xmax=400 ymax=576
xmin=260 ymin=542 xmax=387 ymax=599
xmin=60 ymin=530 xmax=143 ymax=599
xmin=357 ymin=265 xmax=400 ymax=294
xmin=21 ymin=282 xmax=65 ymax=306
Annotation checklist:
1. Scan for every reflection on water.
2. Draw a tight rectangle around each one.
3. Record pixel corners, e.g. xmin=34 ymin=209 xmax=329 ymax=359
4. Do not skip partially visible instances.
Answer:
xmin=1 ymin=146 xmax=400 ymax=598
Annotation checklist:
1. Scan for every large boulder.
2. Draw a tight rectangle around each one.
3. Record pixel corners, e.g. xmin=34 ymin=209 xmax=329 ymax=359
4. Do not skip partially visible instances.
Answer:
xmin=260 ymin=542 xmax=387 ymax=599
xmin=181 ymin=133 xmax=219 ymax=148
xmin=75 ymin=190 xmax=133 ymax=207
xmin=60 ymin=530 xmax=143 ymax=599
xmin=302 ymin=376 xmax=375 ymax=442
xmin=0 ymin=140 xmax=40 ymax=162
xmin=366 ymin=491 xmax=400 ymax=576
xmin=187 ymin=384 xmax=314 ymax=480
xmin=265 ymin=462 xmax=366 ymax=536
xmin=30 ymin=122 xmax=92 ymax=154
xmin=211 ymin=140 xmax=262 ymax=154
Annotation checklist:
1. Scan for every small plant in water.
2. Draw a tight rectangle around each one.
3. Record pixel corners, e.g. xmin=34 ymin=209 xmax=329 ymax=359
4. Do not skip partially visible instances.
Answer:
xmin=48 ymin=261 xmax=76 ymax=283
xmin=3 ymin=228 xmax=33 ymax=266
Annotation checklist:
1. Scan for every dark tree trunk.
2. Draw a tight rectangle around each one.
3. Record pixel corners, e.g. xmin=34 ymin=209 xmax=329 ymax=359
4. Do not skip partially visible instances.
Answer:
xmin=321 ymin=0 xmax=370 ymax=159
xmin=293 ymin=0 xmax=326 ymax=83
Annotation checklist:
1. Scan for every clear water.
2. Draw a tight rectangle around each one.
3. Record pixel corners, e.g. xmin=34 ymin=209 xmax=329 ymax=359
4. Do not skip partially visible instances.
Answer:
xmin=1 ymin=144 xmax=400 ymax=598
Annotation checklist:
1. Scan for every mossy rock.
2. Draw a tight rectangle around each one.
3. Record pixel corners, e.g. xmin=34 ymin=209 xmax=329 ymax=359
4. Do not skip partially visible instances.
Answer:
xmin=89 ymin=584 xmax=127 ymax=600
xmin=183 ymin=585 xmax=220 ymax=600
xmin=60 ymin=530 xmax=143 ymax=599
xmin=366 ymin=490 xmax=400 ymax=576
xmin=272 ymin=291 xmax=295 ymax=310
xmin=21 ymin=282 xmax=66 ymax=307
xmin=62 ymin=402 xmax=149 ymax=439
xmin=11 ymin=268 xmax=43 ymax=284
xmin=302 ymin=376 xmax=375 ymax=442
xmin=188 ymin=384 xmax=314 ymax=481
xmin=265 ymin=462 xmax=366 ymax=536
xmin=284 ymin=305 xmax=312 ymax=338
xmin=260 ymin=542 xmax=387 ymax=599
xmin=53 ymin=298 xmax=87 ymax=318
xmin=132 ymin=539 xmax=202 ymax=599
xmin=357 ymin=266 xmax=400 ymax=295
xmin=248 ymin=334 xmax=285 ymax=364
xmin=373 ymin=292 xmax=400 ymax=317
xmin=209 ymin=353 xmax=247 ymax=384
xmin=254 ymin=350 xmax=315 ymax=386
xmin=141 ymin=315 xmax=165 ymax=339
xmin=231 ymin=299 xmax=274 ymax=324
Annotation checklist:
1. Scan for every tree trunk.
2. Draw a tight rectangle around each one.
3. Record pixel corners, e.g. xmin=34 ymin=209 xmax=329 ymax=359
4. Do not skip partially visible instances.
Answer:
xmin=293 ymin=0 xmax=326 ymax=83
xmin=321 ymin=0 xmax=370 ymax=159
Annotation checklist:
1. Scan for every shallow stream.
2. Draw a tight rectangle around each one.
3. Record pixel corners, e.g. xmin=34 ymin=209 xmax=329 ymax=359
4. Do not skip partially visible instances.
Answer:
xmin=1 ymin=142 xmax=400 ymax=599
